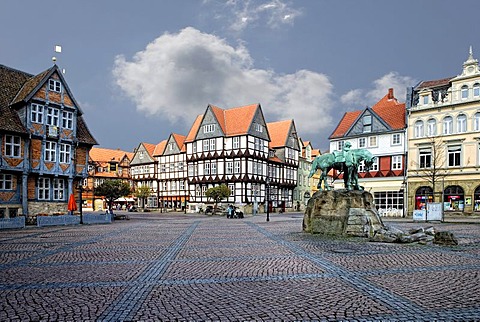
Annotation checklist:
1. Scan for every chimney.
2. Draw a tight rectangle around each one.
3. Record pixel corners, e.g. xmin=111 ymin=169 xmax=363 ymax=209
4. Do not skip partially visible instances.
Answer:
xmin=388 ymin=88 xmax=394 ymax=99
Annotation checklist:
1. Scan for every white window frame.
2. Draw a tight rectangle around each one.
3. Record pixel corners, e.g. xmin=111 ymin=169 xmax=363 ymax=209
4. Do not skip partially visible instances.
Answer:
xmin=204 ymin=163 xmax=210 ymax=175
xmin=363 ymin=115 xmax=372 ymax=133
xmin=233 ymin=137 xmax=240 ymax=149
xmin=46 ymin=107 xmax=59 ymax=126
xmin=461 ymin=85 xmax=469 ymax=99
xmin=391 ymin=133 xmax=401 ymax=145
xmin=414 ymin=120 xmax=424 ymax=138
xmin=49 ymin=79 xmax=61 ymax=92
xmin=209 ymin=138 xmax=216 ymax=151
xmin=31 ymin=103 xmax=44 ymax=123
xmin=457 ymin=114 xmax=467 ymax=133
xmin=234 ymin=160 xmax=240 ymax=174
xmin=474 ymin=112 xmax=480 ymax=131
xmin=427 ymin=119 xmax=437 ymax=136
xmin=447 ymin=145 xmax=461 ymax=167
xmin=392 ymin=155 xmax=402 ymax=170
xmin=45 ymin=141 xmax=57 ymax=162
xmin=358 ymin=137 xmax=366 ymax=148
xmin=62 ymin=111 xmax=73 ymax=129
xmin=337 ymin=141 xmax=344 ymax=151
xmin=203 ymin=139 xmax=209 ymax=151
xmin=211 ymin=162 xmax=217 ymax=175
xmin=474 ymin=83 xmax=480 ymax=97
xmin=0 ymin=174 xmax=13 ymax=190
xmin=52 ymin=178 xmax=65 ymax=201
xmin=419 ymin=148 xmax=432 ymax=169
xmin=226 ymin=161 xmax=233 ymax=174
xmin=59 ymin=144 xmax=71 ymax=164
xmin=5 ymin=135 xmax=21 ymax=157
xmin=443 ymin=116 xmax=453 ymax=135
xmin=203 ymin=124 xmax=215 ymax=133
xmin=38 ymin=177 xmax=50 ymax=200
xmin=368 ymin=136 xmax=377 ymax=147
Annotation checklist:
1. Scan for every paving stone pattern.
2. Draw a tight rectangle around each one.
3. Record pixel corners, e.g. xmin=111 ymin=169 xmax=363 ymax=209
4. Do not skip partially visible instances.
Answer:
xmin=1 ymin=213 xmax=479 ymax=321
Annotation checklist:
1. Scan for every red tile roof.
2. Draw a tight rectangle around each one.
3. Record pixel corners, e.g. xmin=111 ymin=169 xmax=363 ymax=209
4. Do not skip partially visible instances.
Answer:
xmin=142 ymin=143 xmax=157 ymax=157
xmin=153 ymin=140 xmax=167 ymax=156
xmin=223 ymin=104 xmax=259 ymax=136
xmin=330 ymin=88 xmax=405 ymax=139
xmin=89 ymin=147 xmax=132 ymax=162
xmin=185 ymin=115 xmax=203 ymax=143
xmin=172 ymin=133 xmax=186 ymax=152
xmin=267 ymin=120 xmax=292 ymax=148
xmin=416 ymin=77 xmax=453 ymax=90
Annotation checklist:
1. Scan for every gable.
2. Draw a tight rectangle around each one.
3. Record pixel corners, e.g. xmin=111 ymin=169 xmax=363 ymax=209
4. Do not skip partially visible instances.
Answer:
xmin=195 ymin=105 xmax=225 ymax=140
xmin=131 ymin=143 xmax=155 ymax=165
xmin=345 ymin=108 xmax=390 ymax=136
xmin=164 ymin=134 xmax=181 ymax=155
xmin=247 ymin=106 xmax=270 ymax=141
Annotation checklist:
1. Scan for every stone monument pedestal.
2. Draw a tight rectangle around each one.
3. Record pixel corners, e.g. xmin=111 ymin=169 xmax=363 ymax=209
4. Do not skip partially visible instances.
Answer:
xmin=303 ymin=189 xmax=384 ymax=238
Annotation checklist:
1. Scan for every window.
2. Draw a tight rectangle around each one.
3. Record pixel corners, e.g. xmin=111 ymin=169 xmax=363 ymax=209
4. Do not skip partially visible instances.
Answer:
xmin=5 ymin=135 xmax=21 ymax=157
xmin=170 ymin=163 xmax=175 ymax=172
xmin=254 ymin=138 xmax=261 ymax=151
xmin=180 ymin=180 xmax=185 ymax=190
xmin=31 ymin=103 xmax=44 ymax=123
xmin=392 ymin=133 xmax=401 ymax=145
xmin=46 ymin=107 xmax=59 ymax=126
xmin=370 ymin=158 xmax=379 ymax=171
xmin=422 ymin=95 xmax=429 ymax=105
xmin=369 ymin=136 xmax=377 ymax=147
xmin=337 ymin=141 xmax=344 ymax=151
xmin=160 ymin=164 xmax=166 ymax=172
xmin=38 ymin=177 xmax=50 ymax=200
xmin=474 ymin=83 xmax=480 ymax=97
xmin=448 ymin=145 xmax=461 ymax=167
xmin=234 ymin=160 xmax=240 ymax=173
xmin=419 ymin=148 xmax=432 ymax=168
xmin=203 ymin=124 xmax=215 ymax=133
xmin=254 ymin=122 xmax=263 ymax=132
xmin=49 ymin=79 xmax=61 ymax=92
xmin=474 ymin=112 xmax=480 ymax=131
xmin=461 ymin=85 xmax=469 ymax=99
xmin=62 ymin=111 xmax=73 ymax=129
xmin=204 ymin=163 xmax=210 ymax=175
xmin=414 ymin=120 xmax=424 ymax=138
xmin=392 ymin=155 xmax=402 ymax=170
xmin=211 ymin=162 xmax=217 ymax=175
xmin=0 ymin=174 xmax=13 ymax=190
xmin=457 ymin=114 xmax=467 ymax=133
xmin=443 ymin=116 xmax=453 ymax=135
xmin=177 ymin=162 xmax=184 ymax=171
xmin=168 ymin=142 xmax=175 ymax=151
xmin=358 ymin=137 xmax=366 ymax=148
xmin=358 ymin=160 xmax=366 ymax=173
xmin=209 ymin=138 xmax=216 ymax=151
xmin=427 ymin=118 xmax=437 ymax=136
xmin=233 ymin=137 xmax=240 ymax=149
xmin=45 ymin=141 xmax=57 ymax=162
xmin=59 ymin=144 xmax=71 ymax=163
xmin=363 ymin=115 xmax=372 ymax=133
xmin=203 ymin=139 xmax=209 ymax=151
xmin=193 ymin=143 xmax=197 ymax=153
xmin=52 ymin=178 xmax=65 ymax=200
xmin=374 ymin=191 xmax=404 ymax=212
xmin=226 ymin=161 xmax=233 ymax=174
xmin=188 ymin=165 xmax=194 ymax=176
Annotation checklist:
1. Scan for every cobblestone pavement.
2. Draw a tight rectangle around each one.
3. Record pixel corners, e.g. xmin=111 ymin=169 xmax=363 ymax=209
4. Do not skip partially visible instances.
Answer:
xmin=1 ymin=212 xmax=479 ymax=321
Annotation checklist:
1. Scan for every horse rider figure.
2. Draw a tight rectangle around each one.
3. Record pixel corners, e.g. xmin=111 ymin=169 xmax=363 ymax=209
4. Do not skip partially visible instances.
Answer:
xmin=333 ymin=141 xmax=355 ymax=166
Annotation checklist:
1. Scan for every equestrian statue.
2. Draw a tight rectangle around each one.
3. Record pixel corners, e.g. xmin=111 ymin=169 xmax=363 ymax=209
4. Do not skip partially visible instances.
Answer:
xmin=308 ymin=141 xmax=375 ymax=191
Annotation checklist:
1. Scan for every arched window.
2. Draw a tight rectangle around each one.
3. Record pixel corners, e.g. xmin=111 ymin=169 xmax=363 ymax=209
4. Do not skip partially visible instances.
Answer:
xmin=474 ymin=83 xmax=480 ymax=97
xmin=474 ymin=186 xmax=480 ymax=211
xmin=444 ymin=185 xmax=465 ymax=212
xmin=427 ymin=118 xmax=437 ymax=136
xmin=474 ymin=112 xmax=480 ymax=131
xmin=461 ymin=85 xmax=469 ymax=99
xmin=415 ymin=186 xmax=433 ymax=210
xmin=457 ymin=114 xmax=467 ymax=133
xmin=443 ymin=116 xmax=453 ymax=135
xmin=414 ymin=120 xmax=424 ymax=138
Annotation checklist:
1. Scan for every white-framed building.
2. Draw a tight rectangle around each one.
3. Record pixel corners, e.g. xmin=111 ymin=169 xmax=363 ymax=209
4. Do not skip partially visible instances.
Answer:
xmin=329 ymin=88 xmax=407 ymax=217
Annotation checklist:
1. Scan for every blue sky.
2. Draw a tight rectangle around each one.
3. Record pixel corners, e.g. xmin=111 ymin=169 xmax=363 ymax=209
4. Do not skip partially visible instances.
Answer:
xmin=1 ymin=0 xmax=479 ymax=152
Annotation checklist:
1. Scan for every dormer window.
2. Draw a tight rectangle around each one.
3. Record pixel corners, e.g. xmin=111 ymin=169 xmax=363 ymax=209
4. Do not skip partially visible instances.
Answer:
xmin=168 ymin=142 xmax=175 ymax=151
xmin=254 ymin=122 xmax=263 ymax=132
xmin=461 ymin=85 xmax=469 ymax=99
xmin=49 ymin=79 xmax=61 ymax=92
xmin=203 ymin=124 xmax=215 ymax=133
xmin=363 ymin=115 xmax=372 ymax=133
xmin=422 ymin=95 xmax=429 ymax=105
xmin=474 ymin=83 xmax=480 ymax=97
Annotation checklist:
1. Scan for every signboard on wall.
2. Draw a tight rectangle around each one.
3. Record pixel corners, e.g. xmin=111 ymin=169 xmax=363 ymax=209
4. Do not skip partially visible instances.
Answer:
xmin=413 ymin=209 xmax=426 ymax=221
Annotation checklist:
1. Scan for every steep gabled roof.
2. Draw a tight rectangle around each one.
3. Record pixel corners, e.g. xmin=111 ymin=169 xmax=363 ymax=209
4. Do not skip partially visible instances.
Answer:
xmin=172 ymin=133 xmax=186 ymax=152
xmin=329 ymin=110 xmax=362 ymax=139
xmin=267 ymin=120 xmax=292 ymax=148
xmin=142 ymin=142 xmax=157 ymax=157
xmin=89 ymin=147 xmax=132 ymax=162
xmin=77 ymin=116 xmax=98 ymax=145
xmin=371 ymin=90 xmax=406 ymax=131
xmin=153 ymin=140 xmax=167 ymax=157
xmin=330 ymin=88 xmax=405 ymax=139
xmin=223 ymin=103 xmax=259 ymax=136
xmin=185 ymin=115 xmax=203 ymax=143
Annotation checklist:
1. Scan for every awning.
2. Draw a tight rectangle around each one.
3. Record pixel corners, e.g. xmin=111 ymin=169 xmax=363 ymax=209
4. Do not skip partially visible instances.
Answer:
xmin=115 ymin=197 xmax=135 ymax=202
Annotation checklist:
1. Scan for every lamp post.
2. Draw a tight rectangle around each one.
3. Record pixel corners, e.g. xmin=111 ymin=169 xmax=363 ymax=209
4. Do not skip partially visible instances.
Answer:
xmin=266 ymin=177 xmax=270 ymax=222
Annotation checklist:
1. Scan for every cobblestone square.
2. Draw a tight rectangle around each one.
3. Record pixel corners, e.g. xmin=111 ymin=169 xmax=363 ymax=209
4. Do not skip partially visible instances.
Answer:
xmin=1 ymin=212 xmax=479 ymax=321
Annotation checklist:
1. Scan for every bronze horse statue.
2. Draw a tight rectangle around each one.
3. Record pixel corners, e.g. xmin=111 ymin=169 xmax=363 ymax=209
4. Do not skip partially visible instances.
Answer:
xmin=308 ymin=149 xmax=375 ymax=191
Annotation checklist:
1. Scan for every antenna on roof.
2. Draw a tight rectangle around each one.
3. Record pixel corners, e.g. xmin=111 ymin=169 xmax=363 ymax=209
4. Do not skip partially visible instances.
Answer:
xmin=52 ymin=45 xmax=65 ymax=74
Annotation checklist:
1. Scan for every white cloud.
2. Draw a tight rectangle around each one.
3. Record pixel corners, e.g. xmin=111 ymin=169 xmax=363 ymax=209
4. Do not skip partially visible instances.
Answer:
xmin=207 ymin=0 xmax=302 ymax=32
xmin=113 ymin=27 xmax=334 ymax=138
xmin=340 ymin=72 xmax=417 ymax=108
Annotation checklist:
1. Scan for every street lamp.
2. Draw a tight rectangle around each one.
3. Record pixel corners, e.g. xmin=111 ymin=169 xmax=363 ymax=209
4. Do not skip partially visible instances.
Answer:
xmin=266 ymin=177 xmax=270 ymax=222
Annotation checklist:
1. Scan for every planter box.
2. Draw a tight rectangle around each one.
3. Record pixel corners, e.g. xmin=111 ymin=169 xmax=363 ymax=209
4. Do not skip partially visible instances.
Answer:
xmin=83 ymin=213 xmax=112 ymax=224
xmin=0 ymin=217 xmax=25 ymax=229
xmin=37 ymin=215 xmax=80 ymax=227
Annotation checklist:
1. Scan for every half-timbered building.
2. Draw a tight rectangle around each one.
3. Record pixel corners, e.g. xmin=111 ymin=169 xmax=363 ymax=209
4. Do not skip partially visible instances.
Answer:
xmin=0 ymin=64 xmax=97 ymax=222
xmin=130 ymin=142 xmax=160 ymax=208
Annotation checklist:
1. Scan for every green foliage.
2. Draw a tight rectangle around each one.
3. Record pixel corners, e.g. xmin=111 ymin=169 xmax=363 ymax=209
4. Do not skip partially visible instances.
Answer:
xmin=94 ymin=180 xmax=132 ymax=210
xmin=205 ymin=184 xmax=231 ymax=214
xmin=134 ymin=186 xmax=151 ymax=209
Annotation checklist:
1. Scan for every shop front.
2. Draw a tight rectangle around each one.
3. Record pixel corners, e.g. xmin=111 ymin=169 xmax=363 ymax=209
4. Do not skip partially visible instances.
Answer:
xmin=443 ymin=185 xmax=464 ymax=212
xmin=414 ymin=186 xmax=433 ymax=210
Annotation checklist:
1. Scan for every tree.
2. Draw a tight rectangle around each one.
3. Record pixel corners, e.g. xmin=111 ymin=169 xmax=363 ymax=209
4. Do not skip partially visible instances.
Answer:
xmin=134 ymin=185 xmax=151 ymax=210
xmin=94 ymin=180 xmax=132 ymax=211
xmin=205 ymin=184 xmax=231 ymax=215
xmin=412 ymin=136 xmax=450 ymax=202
